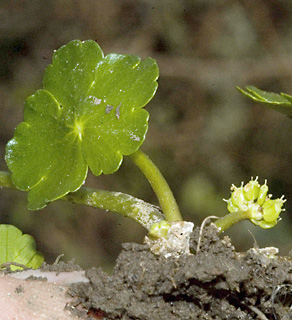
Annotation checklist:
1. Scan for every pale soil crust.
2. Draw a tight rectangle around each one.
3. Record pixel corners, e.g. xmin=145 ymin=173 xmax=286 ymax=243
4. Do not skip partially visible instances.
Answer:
xmin=67 ymin=224 xmax=292 ymax=319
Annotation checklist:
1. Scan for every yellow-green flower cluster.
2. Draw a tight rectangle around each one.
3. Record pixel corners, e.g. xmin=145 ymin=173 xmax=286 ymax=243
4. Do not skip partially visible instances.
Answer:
xmin=226 ymin=177 xmax=286 ymax=229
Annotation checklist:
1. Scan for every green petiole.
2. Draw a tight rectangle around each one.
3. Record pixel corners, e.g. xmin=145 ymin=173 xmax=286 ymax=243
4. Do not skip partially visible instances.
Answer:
xmin=63 ymin=187 xmax=164 ymax=230
xmin=128 ymin=150 xmax=182 ymax=222
xmin=0 ymin=170 xmax=163 ymax=231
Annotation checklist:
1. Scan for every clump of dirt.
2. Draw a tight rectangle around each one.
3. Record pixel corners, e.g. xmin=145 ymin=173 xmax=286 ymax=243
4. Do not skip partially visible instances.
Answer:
xmin=69 ymin=224 xmax=292 ymax=319
xmin=41 ymin=260 xmax=83 ymax=272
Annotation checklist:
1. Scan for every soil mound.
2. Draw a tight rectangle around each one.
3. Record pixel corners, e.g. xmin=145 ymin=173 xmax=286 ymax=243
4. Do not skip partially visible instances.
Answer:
xmin=69 ymin=225 xmax=292 ymax=319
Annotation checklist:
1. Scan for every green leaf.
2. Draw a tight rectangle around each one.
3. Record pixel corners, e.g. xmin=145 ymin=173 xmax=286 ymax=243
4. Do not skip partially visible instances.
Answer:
xmin=5 ymin=40 xmax=159 ymax=209
xmin=0 ymin=224 xmax=44 ymax=270
xmin=237 ymin=85 xmax=292 ymax=117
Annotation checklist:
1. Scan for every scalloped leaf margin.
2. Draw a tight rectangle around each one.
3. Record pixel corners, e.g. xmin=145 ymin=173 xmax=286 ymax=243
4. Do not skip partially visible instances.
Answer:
xmin=5 ymin=40 xmax=159 ymax=209
xmin=0 ymin=224 xmax=44 ymax=270
xmin=237 ymin=85 xmax=292 ymax=117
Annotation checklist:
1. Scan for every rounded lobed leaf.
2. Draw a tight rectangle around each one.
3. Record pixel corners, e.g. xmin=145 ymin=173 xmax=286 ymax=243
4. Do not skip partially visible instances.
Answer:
xmin=0 ymin=224 xmax=44 ymax=270
xmin=5 ymin=40 xmax=159 ymax=209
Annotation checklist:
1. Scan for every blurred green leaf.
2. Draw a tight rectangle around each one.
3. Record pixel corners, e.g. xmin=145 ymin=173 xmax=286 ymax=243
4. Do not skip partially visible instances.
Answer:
xmin=237 ymin=85 xmax=292 ymax=117
xmin=5 ymin=40 xmax=159 ymax=210
xmin=0 ymin=224 xmax=44 ymax=270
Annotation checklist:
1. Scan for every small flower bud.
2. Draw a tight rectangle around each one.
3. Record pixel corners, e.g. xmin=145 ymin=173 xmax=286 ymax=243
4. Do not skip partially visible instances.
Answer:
xmin=243 ymin=178 xmax=260 ymax=201
xmin=257 ymin=183 xmax=269 ymax=205
xmin=149 ymin=220 xmax=171 ymax=239
xmin=231 ymin=186 xmax=247 ymax=211
xmin=227 ymin=198 xmax=239 ymax=213
xmin=252 ymin=219 xmax=277 ymax=229
xmin=262 ymin=199 xmax=284 ymax=223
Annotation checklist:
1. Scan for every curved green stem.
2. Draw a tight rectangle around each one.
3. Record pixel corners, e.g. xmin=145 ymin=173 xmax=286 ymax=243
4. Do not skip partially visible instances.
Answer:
xmin=0 ymin=170 xmax=164 ymax=231
xmin=128 ymin=150 xmax=182 ymax=222
xmin=214 ymin=210 xmax=252 ymax=233
xmin=64 ymin=188 xmax=163 ymax=230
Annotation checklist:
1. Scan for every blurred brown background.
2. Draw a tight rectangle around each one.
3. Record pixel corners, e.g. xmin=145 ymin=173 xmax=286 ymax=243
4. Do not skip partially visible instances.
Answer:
xmin=1 ymin=0 xmax=292 ymax=271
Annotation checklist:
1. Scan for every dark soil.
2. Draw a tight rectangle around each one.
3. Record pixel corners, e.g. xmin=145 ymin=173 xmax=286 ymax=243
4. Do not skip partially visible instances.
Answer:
xmin=68 ymin=224 xmax=292 ymax=319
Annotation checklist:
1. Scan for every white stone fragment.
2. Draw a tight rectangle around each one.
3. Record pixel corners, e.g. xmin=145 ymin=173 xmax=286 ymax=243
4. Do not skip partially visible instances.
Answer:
xmin=248 ymin=246 xmax=279 ymax=259
xmin=144 ymin=221 xmax=194 ymax=258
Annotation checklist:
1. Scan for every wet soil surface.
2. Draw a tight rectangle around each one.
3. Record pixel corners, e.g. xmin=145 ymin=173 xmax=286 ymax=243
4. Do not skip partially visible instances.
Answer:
xmin=69 ymin=224 xmax=292 ymax=319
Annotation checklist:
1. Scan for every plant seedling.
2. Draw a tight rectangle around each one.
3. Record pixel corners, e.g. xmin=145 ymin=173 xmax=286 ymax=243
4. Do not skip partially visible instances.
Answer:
xmin=0 ymin=40 xmax=288 ymax=265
